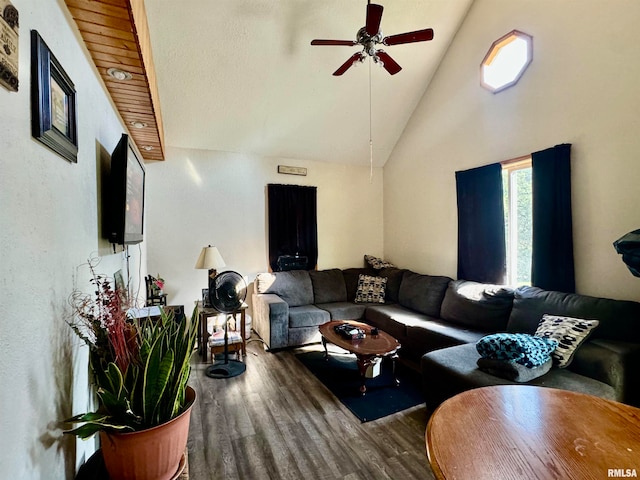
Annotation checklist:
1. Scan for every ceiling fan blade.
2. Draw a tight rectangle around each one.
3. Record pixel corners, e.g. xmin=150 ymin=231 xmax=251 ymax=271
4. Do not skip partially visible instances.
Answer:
xmin=366 ymin=3 xmax=384 ymax=35
xmin=311 ymin=39 xmax=358 ymax=46
xmin=333 ymin=53 xmax=363 ymax=76
xmin=376 ymin=50 xmax=402 ymax=75
xmin=383 ymin=28 xmax=434 ymax=46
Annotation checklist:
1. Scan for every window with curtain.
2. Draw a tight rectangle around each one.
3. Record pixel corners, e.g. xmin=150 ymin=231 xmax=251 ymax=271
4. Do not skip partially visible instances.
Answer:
xmin=267 ymin=184 xmax=318 ymax=272
xmin=456 ymin=144 xmax=574 ymax=292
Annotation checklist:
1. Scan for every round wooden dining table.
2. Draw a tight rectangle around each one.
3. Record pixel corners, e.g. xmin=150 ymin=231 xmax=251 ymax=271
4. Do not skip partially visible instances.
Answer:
xmin=426 ymin=385 xmax=640 ymax=480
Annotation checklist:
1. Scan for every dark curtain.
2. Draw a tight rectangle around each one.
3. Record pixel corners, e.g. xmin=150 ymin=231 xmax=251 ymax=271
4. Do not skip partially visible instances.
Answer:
xmin=456 ymin=163 xmax=506 ymax=283
xmin=267 ymin=184 xmax=318 ymax=271
xmin=531 ymin=143 xmax=575 ymax=292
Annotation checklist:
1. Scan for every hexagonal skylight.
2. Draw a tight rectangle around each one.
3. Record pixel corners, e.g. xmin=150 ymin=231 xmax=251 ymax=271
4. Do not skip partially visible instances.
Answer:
xmin=481 ymin=30 xmax=533 ymax=93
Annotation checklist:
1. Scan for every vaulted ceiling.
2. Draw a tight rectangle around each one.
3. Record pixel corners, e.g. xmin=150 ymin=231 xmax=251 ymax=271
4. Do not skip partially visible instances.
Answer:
xmin=67 ymin=1 xmax=473 ymax=166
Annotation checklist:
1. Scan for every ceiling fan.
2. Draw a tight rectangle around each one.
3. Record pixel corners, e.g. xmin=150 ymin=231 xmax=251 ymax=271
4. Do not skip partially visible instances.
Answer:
xmin=311 ymin=1 xmax=434 ymax=76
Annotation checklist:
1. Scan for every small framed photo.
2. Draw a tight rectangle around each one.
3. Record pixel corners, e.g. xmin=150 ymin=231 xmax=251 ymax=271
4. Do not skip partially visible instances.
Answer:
xmin=31 ymin=30 xmax=78 ymax=163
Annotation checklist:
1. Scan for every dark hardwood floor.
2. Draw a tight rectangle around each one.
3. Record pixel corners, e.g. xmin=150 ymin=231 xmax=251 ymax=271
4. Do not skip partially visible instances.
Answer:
xmin=186 ymin=340 xmax=435 ymax=480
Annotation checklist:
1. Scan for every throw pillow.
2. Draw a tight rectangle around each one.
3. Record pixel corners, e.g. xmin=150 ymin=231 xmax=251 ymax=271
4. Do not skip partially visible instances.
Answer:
xmin=476 ymin=333 xmax=558 ymax=368
xmin=354 ymin=274 xmax=387 ymax=303
xmin=364 ymin=254 xmax=396 ymax=270
xmin=534 ymin=314 xmax=600 ymax=368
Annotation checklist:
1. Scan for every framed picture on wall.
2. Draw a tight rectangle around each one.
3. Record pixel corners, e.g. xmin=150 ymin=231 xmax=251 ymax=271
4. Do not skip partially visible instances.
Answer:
xmin=30 ymin=30 xmax=78 ymax=163
xmin=0 ymin=0 xmax=19 ymax=92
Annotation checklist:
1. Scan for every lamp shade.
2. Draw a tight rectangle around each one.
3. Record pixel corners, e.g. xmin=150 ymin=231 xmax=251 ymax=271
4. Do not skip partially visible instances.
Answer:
xmin=613 ymin=229 xmax=640 ymax=278
xmin=195 ymin=245 xmax=226 ymax=271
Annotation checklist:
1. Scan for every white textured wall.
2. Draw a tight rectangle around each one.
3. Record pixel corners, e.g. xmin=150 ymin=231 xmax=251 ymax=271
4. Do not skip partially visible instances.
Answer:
xmin=145 ymin=147 xmax=384 ymax=312
xmin=384 ymin=0 xmax=640 ymax=302
xmin=0 ymin=1 xmax=145 ymax=477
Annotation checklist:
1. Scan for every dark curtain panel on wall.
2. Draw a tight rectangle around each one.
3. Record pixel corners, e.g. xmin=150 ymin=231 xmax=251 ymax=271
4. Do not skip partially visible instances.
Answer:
xmin=531 ymin=143 xmax=575 ymax=293
xmin=456 ymin=163 xmax=506 ymax=283
xmin=267 ymin=184 xmax=318 ymax=271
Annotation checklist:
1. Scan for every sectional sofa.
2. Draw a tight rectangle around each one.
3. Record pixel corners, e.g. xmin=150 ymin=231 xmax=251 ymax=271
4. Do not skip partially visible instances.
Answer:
xmin=252 ymin=267 xmax=640 ymax=409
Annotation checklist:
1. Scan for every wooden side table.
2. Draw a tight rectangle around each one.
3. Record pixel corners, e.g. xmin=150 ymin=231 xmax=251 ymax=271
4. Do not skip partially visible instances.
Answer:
xmin=196 ymin=301 xmax=247 ymax=362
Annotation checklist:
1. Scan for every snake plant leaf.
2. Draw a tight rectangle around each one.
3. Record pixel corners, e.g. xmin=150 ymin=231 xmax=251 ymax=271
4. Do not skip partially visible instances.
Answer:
xmin=65 ymin=423 xmax=106 ymax=440
xmin=142 ymin=336 xmax=174 ymax=425
xmin=103 ymin=362 xmax=125 ymax=398
xmin=66 ymin=412 xmax=110 ymax=422
xmin=167 ymin=311 xmax=198 ymax=416
xmin=126 ymin=363 xmax=142 ymax=415
xmin=65 ymin=419 xmax=134 ymax=440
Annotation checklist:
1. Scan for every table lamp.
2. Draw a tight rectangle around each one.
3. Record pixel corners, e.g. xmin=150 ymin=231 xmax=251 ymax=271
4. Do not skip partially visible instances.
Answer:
xmin=195 ymin=245 xmax=226 ymax=280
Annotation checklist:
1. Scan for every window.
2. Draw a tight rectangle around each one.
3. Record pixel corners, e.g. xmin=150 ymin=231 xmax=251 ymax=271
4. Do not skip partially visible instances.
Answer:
xmin=502 ymin=157 xmax=532 ymax=285
xmin=481 ymin=30 xmax=533 ymax=93
xmin=267 ymin=184 xmax=318 ymax=272
xmin=456 ymin=145 xmax=574 ymax=291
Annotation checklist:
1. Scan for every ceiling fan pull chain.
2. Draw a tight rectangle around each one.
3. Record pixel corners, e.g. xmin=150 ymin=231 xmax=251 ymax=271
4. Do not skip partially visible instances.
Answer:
xmin=369 ymin=59 xmax=373 ymax=183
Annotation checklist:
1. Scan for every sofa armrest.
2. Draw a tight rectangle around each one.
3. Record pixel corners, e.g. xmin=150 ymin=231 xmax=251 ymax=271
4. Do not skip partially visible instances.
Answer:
xmin=252 ymin=293 xmax=289 ymax=350
xmin=568 ymin=339 xmax=640 ymax=406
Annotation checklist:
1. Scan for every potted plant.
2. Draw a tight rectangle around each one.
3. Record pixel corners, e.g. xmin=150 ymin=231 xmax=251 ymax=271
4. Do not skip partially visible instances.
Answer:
xmin=64 ymin=259 xmax=198 ymax=480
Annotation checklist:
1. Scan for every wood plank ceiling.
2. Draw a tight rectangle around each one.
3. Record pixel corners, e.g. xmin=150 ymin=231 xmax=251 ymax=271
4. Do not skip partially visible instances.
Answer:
xmin=64 ymin=0 xmax=165 ymax=161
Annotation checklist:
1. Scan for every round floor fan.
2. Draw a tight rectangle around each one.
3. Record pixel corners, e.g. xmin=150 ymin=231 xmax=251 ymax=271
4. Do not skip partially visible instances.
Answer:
xmin=205 ymin=271 xmax=248 ymax=379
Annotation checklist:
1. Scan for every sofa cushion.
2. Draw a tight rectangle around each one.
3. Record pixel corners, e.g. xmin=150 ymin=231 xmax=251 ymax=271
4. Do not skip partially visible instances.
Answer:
xmin=342 ymin=267 xmax=377 ymax=301
xmin=309 ymin=269 xmax=347 ymax=304
xmin=365 ymin=304 xmax=486 ymax=360
xmin=378 ymin=267 xmax=406 ymax=303
xmin=506 ymin=286 xmax=640 ymax=342
xmin=421 ymin=343 xmax=617 ymax=411
xmin=568 ymin=339 xmax=640 ymax=406
xmin=364 ymin=304 xmax=420 ymax=340
xmin=440 ymin=280 xmax=514 ymax=332
xmin=398 ymin=270 xmax=452 ymax=317
xmin=288 ymin=305 xmax=330 ymax=328
xmin=355 ymin=274 xmax=387 ymax=303
xmin=316 ymin=302 xmax=366 ymax=321
xmin=535 ymin=314 xmax=599 ymax=368
xmin=255 ymin=270 xmax=314 ymax=307
xmin=405 ymin=322 xmax=486 ymax=354
xmin=476 ymin=333 xmax=557 ymax=368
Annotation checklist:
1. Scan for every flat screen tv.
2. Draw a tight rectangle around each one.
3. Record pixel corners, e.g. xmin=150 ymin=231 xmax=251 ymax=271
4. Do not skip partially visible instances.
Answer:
xmin=108 ymin=134 xmax=145 ymax=245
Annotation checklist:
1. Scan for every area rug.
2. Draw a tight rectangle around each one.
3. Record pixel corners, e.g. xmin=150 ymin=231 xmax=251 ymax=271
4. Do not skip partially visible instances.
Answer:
xmin=295 ymin=349 xmax=424 ymax=422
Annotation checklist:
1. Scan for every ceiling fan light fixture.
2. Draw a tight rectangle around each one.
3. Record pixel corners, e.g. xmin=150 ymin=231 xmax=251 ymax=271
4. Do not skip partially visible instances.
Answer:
xmin=310 ymin=2 xmax=434 ymax=76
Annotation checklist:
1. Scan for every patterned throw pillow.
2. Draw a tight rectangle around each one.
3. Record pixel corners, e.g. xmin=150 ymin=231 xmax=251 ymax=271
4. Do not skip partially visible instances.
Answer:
xmin=364 ymin=254 xmax=396 ymax=270
xmin=535 ymin=314 xmax=599 ymax=368
xmin=476 ymin=333 xmax=558 ymax=368
xmin=354 ymin=274 xmax=387 ymax=303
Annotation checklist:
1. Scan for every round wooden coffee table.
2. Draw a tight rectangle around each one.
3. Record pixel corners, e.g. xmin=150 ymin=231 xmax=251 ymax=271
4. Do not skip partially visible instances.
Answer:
xmin=319 ymin=320 xmax=400 ymax=395
xmin=426 ymin=385 xmax=640 ymax=479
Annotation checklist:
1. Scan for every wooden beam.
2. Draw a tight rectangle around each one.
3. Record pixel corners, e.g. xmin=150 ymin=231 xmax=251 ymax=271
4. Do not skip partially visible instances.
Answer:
xmin=64 ymin=0 xmax=165 ymax=160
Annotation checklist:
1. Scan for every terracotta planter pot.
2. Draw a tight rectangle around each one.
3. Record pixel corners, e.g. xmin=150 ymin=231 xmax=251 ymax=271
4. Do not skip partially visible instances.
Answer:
xmin=99 ymin=386 xmax=196 ymax=480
